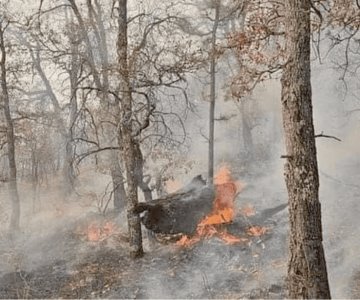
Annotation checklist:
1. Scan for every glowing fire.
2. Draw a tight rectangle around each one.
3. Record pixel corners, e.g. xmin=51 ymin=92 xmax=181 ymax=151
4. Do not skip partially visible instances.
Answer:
xmin=177 ymin=166 xmax=245 ymax=246
xmin=85 ymin=221 xmax=117 ymax=242
xmin=200 ymin=166 xmax=242 ymax=225
xmin=247 ymin=226 xmax=268 ymax=236
xmin=240 ymin=204 xmax=256 ymax=217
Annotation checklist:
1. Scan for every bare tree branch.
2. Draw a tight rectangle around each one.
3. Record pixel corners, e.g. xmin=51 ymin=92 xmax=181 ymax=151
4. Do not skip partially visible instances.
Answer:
xmin=315 ymin=131 xmax=341 ymax=142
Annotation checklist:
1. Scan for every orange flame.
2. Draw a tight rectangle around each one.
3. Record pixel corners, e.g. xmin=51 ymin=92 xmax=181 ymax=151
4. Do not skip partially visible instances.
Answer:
xmin=86 ymin=221 xmax=116 ymax=242
xmin=240 ymin=204 xmax=256 ymax=217
xmin=87 ymin=223 xmax=101 ymax=241
xmin=199 ymin=166 xmax=242 ymax=226
xmin=247 ymin=226 xmax=268 ymax=236
xmin=177 ymin=166 xmax=245 ymax=246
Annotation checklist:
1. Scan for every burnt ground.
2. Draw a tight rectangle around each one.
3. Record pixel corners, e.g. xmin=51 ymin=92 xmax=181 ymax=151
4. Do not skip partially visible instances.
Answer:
xmin=0 ymin=232 xmax=288 ymax=299
xmin=0 ymin=195 xmax=289 ymax=299
xmin=0 ymin=166 xmax=359 ymax=299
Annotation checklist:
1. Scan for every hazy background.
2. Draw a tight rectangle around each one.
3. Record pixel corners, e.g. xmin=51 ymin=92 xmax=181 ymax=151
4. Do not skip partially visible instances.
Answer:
xmin=0 ymin=1 xmax=360 ymax=298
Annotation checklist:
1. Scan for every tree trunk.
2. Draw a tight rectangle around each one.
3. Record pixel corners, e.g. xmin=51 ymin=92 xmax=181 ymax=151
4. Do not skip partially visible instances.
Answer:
xmin=0 ymin=23 xmax=20 ymax=232
xmin=117 ymin=0 xmax=143 ymax=258
xmin=111 ymin=154 xmax=127 ymax=211
xmin=133 ymin=141 xmax=152 ymax=202
xmin=132 ymin=141 xmax=157 ymax=248
xmin=31 ymin=147 xmax=40 ymax=213
xmin=281 ymin=0 xmax=331 ymax=298
xmin=208 ymin=1 xmax=220 ymax=184
xmin=62 ymin=23 xmax=80 ymax=196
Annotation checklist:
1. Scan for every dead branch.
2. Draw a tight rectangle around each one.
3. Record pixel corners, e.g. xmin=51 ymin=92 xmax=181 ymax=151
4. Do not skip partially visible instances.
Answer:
xmin=75 ymin=146 xmax=120 ymax=165
xmin=315 ymin=132 xmax=341 ymax=142
xmin=199 ymin=127 xmax=209 ymax=143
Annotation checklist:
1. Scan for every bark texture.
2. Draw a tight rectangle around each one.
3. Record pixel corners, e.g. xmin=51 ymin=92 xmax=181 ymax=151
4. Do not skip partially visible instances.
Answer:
xmin=281 ymin=0 xmax=331 ymax=298
xmin=111 ymin=155 xmax=127 ymax=211
xmin=0 ymin=23 xmax=20 ymax=231
xmin=117 ymin=0 xmax=143 ymax=258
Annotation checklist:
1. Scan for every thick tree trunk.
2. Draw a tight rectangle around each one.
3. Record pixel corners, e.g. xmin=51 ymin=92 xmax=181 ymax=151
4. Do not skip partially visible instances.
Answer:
xmin=281 ymin=0 xmax=331 ymax=298
xmin=117 ymin=0 xmax=143 ymax=258
xmin=208 ymin=1 xmax=220 ymax=184
xmin=0 ymin=23 xmax=20 ymax=231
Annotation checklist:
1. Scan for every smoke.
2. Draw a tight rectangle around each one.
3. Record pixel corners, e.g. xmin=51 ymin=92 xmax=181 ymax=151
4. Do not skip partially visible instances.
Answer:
xmin=1 ymin=60 xmax=358 ymax=298
xmin=0 ymin=6 xmax=359 ymax=297
xmin=174 ymin=53 xmax=360 ymax=298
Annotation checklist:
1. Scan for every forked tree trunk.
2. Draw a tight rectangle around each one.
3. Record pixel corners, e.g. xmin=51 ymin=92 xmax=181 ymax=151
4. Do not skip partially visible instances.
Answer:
xmin=281 ymin=0 xmax=331 ymax=298
xmin=117 ymin=0 xmax=143 ymax=258
xmin=0 ymin=23 xmax=20 ymax=231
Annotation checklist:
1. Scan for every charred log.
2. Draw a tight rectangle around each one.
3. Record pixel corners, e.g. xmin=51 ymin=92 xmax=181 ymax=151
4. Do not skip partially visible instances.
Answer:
xmin=134 ymin=175 xmax=214 ymax=235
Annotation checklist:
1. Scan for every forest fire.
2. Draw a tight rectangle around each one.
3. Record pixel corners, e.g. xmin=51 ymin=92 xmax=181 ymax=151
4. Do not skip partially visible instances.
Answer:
xmin=177 ymin=166 xmax=246 ymax=246
xmin=247 ymin=225 xmax=269 ymax=237
xmin=80 ymin=221 xmax=117 ymax=242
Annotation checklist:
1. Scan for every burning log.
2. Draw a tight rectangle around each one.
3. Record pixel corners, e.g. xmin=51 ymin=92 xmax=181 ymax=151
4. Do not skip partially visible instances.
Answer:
xmin=134 ymin=175 xmax=215 ymax=235
xmin=134 ymin=166 xmax=288 ymax=248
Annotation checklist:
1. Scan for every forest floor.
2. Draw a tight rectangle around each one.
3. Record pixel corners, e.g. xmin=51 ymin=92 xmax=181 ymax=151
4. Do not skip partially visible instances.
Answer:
xmin=0 ymin=164 xmax=359 ymax=298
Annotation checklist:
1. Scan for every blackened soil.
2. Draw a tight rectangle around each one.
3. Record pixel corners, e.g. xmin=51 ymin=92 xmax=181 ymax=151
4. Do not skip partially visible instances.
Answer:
xmin=0 ymin=205 xmax=288 ymax=299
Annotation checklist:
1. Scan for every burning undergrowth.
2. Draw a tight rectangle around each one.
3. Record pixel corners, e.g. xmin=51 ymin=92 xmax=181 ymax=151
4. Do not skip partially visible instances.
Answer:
xmin=0 ymin=167 xmax=293 ymax=299
xmin=0 ymin=230 xmax=288 ymax=299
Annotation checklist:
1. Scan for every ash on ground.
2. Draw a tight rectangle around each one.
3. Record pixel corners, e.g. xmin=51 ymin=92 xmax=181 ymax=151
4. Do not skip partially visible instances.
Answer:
xmin=0 ymin=181 xmax=289 ymax=299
